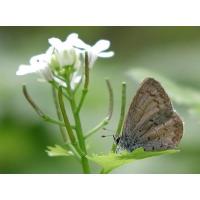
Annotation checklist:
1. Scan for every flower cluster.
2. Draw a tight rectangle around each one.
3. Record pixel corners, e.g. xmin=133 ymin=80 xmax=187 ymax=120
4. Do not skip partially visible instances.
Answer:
xmin=16 ymin=33 xmax=114 ymax=89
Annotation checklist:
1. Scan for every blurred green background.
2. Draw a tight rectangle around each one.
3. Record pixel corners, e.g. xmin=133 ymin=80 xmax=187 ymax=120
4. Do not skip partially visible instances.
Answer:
xmin=1 ymin=27 xmax=200 ymax=173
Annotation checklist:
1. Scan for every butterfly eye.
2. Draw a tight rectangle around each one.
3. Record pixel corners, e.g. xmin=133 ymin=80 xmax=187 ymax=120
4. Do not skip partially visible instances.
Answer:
xmin=114 ymin=137 xmax=120 ymax=144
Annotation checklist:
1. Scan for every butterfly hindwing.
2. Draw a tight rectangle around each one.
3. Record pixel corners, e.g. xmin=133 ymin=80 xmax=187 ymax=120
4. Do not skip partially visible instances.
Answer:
xmin=138 ymin=112 xmax=183 ymax=151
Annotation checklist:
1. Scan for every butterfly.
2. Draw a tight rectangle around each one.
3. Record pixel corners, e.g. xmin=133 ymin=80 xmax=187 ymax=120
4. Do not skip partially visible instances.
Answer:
xmin=115 ymin=78 xmax=183 ymax=152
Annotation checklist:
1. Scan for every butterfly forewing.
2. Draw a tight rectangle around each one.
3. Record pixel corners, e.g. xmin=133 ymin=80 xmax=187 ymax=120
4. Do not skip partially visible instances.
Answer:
xmin=119 ymin=78 xmax=183 ymax=152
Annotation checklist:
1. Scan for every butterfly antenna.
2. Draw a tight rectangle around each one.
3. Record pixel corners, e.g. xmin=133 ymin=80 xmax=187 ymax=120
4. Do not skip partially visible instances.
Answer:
xmin=101 ymin=134 xmax=113 ymax=138
xmin=102 ymin=127 xmax=114 ymax=132
xmin=101 ymin=128 xmax=114 ymax=138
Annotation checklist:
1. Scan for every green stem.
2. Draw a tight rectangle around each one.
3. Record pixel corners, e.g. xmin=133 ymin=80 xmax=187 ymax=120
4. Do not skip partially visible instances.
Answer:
xmin=111 ymin=82 xmax=126 ymax=152
xmin=58 ymin=87 xmax=87 ymax=162
xmin=22 ymin=85 xmax=65 ymax=127
xmin=24 ymin=84 xmax=81 ymax=162
xmin=58 ymin=87 xmax=77 ymax=145
xmin=52 ymin=86 xmax=83 ymax=162
xmin=76 ymin=52 xmax=89 ymax=114
xmin=105 ymin=79 xmax=114 ymax=121
xmin=62 ymin=77 xmax=90 ymax=173
xmin=69 ymin=92 xmax=90 ymax=173
xmin=84 ymin=117 xmax=109 ymax=139
xmin=63 ymin=54 xmax=91 ymax=173
xmin=51 ymin=81 xmax=71 ymax=101
xmin=52 ymin=86 xmax=68 ymax=142
xmin=65 ymin=143 xmax=81 ymax=162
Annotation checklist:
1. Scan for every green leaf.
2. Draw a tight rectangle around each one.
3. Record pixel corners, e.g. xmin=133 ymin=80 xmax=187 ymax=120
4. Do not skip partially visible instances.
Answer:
xmin=87 ymin=148 xmax=179 ymax=173
xmin=128 ymin=68 xmax=200 ymax=109
xmin=46 ymin=145 xmax=73 ymax=157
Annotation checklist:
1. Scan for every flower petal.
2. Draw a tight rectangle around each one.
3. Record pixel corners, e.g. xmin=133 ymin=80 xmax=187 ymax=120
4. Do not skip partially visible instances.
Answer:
xmin=74 ymin=39 xmax=90 ymax=50
xmin=88 ymin=52 xmax=98 ymax=68
xmin=30 ymin=54 xmax=47 ymax=65
xmin=45 ymin=46 xmax=54 ymax=59
xmin=39 ymin=67 xmax=53 ymax=81
xmin=48 ymin=37 xmax=63 ymax=49
xmin=98 ymin=51 xmax=114 ymax=58
xmin=53 ymin=76 xmax=67 ymax=87
xmin=16 ymin=64 xmax=37 ymax=75
xmin=73 ymin=74 xmax=82 ymax=84
xmin=66 ymin=32 xmax=90 ymax=50
xmin=92 ymin=40 xmax=110 ymax=53
xmin=70 ymin=72 xmax=82 ymax=90
xmin=65 ymin=33 xmax=78 ymax=43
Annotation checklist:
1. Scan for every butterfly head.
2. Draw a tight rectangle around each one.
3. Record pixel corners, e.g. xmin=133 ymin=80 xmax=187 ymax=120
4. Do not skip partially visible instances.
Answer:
xmin=114 ymin=135 xmax=126 ymax=153
xmin=113 ymin=135 xmax=121 ymax=145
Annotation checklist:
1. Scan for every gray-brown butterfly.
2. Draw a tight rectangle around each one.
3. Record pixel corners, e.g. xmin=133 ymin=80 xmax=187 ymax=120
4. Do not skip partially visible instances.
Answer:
xmin=115 ymin=77 xmax=183 ymax=152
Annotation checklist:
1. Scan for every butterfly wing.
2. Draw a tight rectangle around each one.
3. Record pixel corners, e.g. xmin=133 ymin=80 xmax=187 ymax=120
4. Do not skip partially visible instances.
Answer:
xmin=122 ymin=78 xmax=174 ymax=138
xmin=138 ymin=112 xmax=183 ymax=151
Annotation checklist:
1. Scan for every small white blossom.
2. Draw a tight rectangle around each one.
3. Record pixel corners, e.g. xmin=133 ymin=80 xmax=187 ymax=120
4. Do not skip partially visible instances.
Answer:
xmin=53 ymin=76 xmax=67 ymax=87
xmin=70 ymin=71 xmax=82 ymax=90
xmin=73 ymin=39 xmax=114 ymax=68
xmin=48 ymin=33 xmax=82 ymax=69
xmin=17 ymin=33 xmax=114 ymax=89
xmin=16 ymin=47 xmax=53 ymax=81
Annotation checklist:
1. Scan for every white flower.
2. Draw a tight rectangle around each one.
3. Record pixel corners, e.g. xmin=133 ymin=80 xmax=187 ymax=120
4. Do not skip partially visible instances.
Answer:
xmin=17 ymin=33 xmax=114 ymax=89
xmin=73 ymin=39 xmax=114 ymax=68
xmin=70 ymin=71 xmax=82 ymax=90
xmin=53 ymin=76 xmax=67 ymax=87
xmin=48 ymin=33 xmax=82 ymax=69
xmin=16 ymin=47 xmax=68 ymax=87
xmin=16 ymin=47 xmax=53 ymax=81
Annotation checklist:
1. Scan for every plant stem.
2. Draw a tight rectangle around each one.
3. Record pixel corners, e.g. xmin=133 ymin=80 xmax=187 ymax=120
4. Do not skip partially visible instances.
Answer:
xmin=58 ymin=87 xmax=77 ymax=145
xmin=51 ymin=81 xmax=71 ymax=100
xmin=115 ymin=82 xmax=126 ymax=136
xmin=57 ymin=87 xmax=86 ymax=162
xmin=63 ymin=74 xmax=90 ymax=173
xmin=76 ymin=52 xmax=89 ymax=114
xmin=23 ymin=85 xmax=65 ymax=127
xmin=63 ymin=53 xmax=91 ymax=173
xmin=52 ymin=86 xmax=68 ymax=142
xmin=68 ymin=92 xmax=90 ymax=173
xmin=84 ymin=116 xmax=109 ymax=139
xmin=65 ymin=143 xmax=81 ymax=162
xmin=111 ymin=82 xmax=126 ymax=152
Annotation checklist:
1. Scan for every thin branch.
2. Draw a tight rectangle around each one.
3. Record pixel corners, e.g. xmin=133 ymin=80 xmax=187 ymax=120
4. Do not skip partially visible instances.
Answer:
xmin=50 ymin=81 xmax=71 ymax=101
xmin=52 ymin=86 xmax=68 ymax=143
xmin=65 ymin=143 xmax=81 ymax=162
xmin=111 ymin=82 xmax=126 ymax=152
xmin=84 ymin=116 xmax=110 ymax=139
xmin=75 ymin=52 xmax=89 ymax=114
xmin=115 ymin=82 xmax=126 ymax=136
xmin=65 ymin=71 xmax=91 ymax=173
xmin=84 ymin=79 xmax=114 ymax=139
xmin=105 ymin=79 xmax=113 ymax=120
xmin=57 ymin=86 xmax=77 ymax=145
xmin=22 ymin=85 xmax=65 ymax=127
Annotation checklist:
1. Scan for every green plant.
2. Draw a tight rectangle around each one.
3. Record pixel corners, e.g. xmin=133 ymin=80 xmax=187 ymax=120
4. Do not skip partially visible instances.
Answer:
xmin=16 ymin=33 xmax=179 ymax=173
